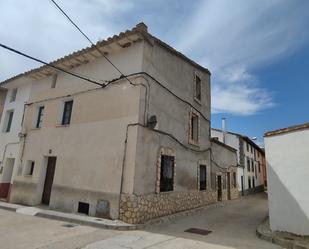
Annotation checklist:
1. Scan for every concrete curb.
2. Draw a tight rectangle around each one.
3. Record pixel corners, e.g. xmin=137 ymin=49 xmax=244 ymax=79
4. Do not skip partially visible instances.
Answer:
xmin=256 ymin=216 xmax=309 ymax=249
xmin=0 ymin=198 xmax=237 ymax=231
xmin=35 ymin=212 xmax=141 ymax=231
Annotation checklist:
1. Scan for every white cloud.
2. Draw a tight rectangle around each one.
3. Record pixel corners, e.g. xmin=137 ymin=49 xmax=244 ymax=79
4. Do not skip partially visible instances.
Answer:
xmin=176 ymin=0 xmax=309 ymax=115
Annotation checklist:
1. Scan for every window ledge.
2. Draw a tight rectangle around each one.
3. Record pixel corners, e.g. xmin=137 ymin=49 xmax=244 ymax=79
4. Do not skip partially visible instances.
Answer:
xmin=194 ymin=97 xmax=202 ymax=105
xmin=56 ymin=124 xmax=70 ymax=128
xmin=188 ymin=139 xmax=200 ymax=147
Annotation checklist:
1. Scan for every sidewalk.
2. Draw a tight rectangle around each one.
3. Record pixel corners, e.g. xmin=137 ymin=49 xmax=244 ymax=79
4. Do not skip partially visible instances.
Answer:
xmin=257 ymin=216 xmax=309 ymax=249
xmin=0 ymin=201 xmax=139 ymax=230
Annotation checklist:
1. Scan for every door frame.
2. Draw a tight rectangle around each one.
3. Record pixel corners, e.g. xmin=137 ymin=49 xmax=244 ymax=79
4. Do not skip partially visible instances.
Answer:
xmin=227 ymin=172 xmax=231 ymax=200
xmin=41 ymin=156 xmax=57 ymax=205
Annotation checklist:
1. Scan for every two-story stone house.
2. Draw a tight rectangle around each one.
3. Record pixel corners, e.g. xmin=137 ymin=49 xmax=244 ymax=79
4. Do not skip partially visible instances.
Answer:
xmin=1 ymin=23 xmax=238 ymax=223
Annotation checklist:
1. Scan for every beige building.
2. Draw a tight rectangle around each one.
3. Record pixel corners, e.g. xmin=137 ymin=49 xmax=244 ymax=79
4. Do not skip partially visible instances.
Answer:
xmin=1 ymin=23 xmax=238 ymax=223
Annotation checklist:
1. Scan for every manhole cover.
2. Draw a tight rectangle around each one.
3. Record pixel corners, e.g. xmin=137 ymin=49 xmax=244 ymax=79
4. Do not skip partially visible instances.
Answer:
xmin=62 ymin=223 xmax=79 ymax=228
xmin=184 ymin=228 xmax=212 ymax=236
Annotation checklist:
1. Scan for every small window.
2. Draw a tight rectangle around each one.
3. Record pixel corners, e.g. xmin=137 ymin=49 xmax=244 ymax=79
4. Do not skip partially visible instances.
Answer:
xmin=247 ymin=159 xmax=250 ymax=171
xmin=199 ymin=165 xmax=207 ymax=191
xmin=4 ymin=110 xmax=14 ymax=133
xmin=194 ymin=74 xmax=201 ymax=101
xmin=248 ymin=177 xmax=251 ymax=189
xmin=78 ymin=202 xmax=89 ymax=215
xmin=160 ymin=155 xmax=174 ymax=192
xmin=10 ymin=88 xmax=17 ymax=102
xmin=251 ymin=161 xmax=254 ymax=172
xmin=246 ymin=142 xmax=249 ymax=152
xmin=233 ymin=172 xmax=237 ymax=188
xmin=24 ymin=161 xmax=35 ymax=176
xmin=190 ymin=112 xmax=199 ymax=144
xmin=258 ymin=163 xmax=261 ymax=173
xmin=61 ymin=100 xmax=73 ymax=125
xmin=36 ymin=106 xmax=45 ymax=128
xmin=250 ymin=145 xmax=253 ymax=153
xmin=51 ymin=74 xmax=58 ymax=88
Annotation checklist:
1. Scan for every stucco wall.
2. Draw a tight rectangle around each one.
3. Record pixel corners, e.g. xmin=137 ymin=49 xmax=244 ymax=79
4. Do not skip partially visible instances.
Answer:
xmin=0 ymin=88 xmax=7 ymax=122
xmin=265 ymin=129 xmax=309 ymax=235
xmin=0 ymin=81 xmax=32 ymax=187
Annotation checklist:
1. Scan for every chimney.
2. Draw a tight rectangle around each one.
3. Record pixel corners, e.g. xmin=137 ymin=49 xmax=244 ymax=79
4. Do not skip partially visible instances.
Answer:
xmin=222 ymin=117 xmax=227 ymax=144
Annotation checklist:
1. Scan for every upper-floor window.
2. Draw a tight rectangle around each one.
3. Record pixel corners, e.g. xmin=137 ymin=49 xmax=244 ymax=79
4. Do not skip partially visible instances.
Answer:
xmin=10 ymin=88 xmax=17 ymax=102
xmin=199 ymin=165 xmax=207 ymax=191
xmin=3 ymin=110 xmax=14 ymax=133
xmin=160 ymin=155 xmax=174 ymax=192
xmin=246 ymin=142 xmax=249 ymax=152
xmin=247 ymin=158 xmax=250 ymax=171
xmin=189 ymin=111 xmax=199 ymax=145
xmin=61 ymin=100 xmax=73 ymax=125
xmin=36 ymin=106 xmax=45 ymax=128
xmin=194 ymin=74 xmax=202 ymax=102
xmin=51 ymin=74 xmax=58 ymax=88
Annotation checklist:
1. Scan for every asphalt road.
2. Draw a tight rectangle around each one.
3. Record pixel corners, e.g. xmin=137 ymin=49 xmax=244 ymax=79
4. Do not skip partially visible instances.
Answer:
xmin=0 ymin=193 xmax=281 ymax=249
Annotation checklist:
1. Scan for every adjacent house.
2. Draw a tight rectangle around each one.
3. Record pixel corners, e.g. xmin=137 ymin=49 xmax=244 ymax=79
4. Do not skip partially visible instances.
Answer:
xmin=211 ymin=127 xmax=265 ymax=195
xmin=0 ymin=23 xmax=238 ymax=223
xmin=265 ymin=122 xmax=309 ymax=236
xmin=0 ymin=81 xmax=32 ymax=200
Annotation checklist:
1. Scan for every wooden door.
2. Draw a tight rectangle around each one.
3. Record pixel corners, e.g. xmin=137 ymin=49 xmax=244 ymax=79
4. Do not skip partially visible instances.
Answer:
xmin=42 ymin=157 xmax=56 ymax=205
xmin=217 ymin=175 xmax=222 ymax=201
xmin=227 ymin=173 xmax=231 ymax=200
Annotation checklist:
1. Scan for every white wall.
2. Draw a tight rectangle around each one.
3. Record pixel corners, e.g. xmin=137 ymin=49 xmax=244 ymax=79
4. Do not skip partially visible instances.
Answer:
xmin=265 ymin=129 xmax=309 ymax=235
xmin=0 ymin=81 xmax=32 ymax=184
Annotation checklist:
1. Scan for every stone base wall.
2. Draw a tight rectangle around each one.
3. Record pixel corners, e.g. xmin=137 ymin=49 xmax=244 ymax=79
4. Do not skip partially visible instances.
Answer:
xmin=120 ymin=190 xmax=217 ymax=224
xmin=230 ymin=187 xmax=239 ymax=200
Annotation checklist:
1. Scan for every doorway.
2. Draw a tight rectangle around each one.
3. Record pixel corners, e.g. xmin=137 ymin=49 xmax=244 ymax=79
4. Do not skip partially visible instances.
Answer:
xmin=227 ymin=173 xmax=231 ymax=200
xmin=42 ymin=157 xmax=57 ymax=205
xmin=0 ymin=158 xmax=15 ymax=199
xmin=241 ymin=176 xmax=244 ymax=196
xmin=217 ymin=175 xmax=222 ymax=201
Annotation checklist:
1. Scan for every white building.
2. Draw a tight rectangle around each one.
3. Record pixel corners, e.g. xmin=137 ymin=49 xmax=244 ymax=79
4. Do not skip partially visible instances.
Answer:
xmin=265 ymin=122 xmax=309 ymax=236
xmin=212 ymin=127 xmax=265 ymax=195
xmin=0 ymin=78 xmax=32 ymax=200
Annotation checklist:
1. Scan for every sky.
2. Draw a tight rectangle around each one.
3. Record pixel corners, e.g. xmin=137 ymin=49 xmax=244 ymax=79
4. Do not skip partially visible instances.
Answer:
xmin=1 ymin=0 xmax=309 ymax=146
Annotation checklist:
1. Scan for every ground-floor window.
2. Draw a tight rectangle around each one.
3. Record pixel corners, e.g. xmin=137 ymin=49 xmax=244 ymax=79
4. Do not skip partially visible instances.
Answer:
xmin=160 ymin=155 xmax=175 ymax=192
xmin=199 ymin=165 xmax=207 ymax=191
xmin=248 ymin=177 xmax=251 ymax=189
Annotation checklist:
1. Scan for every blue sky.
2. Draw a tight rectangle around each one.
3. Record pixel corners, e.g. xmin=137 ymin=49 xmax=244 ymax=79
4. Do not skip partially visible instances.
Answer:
xmin=1 ymin=0 xmax=309 ymax=145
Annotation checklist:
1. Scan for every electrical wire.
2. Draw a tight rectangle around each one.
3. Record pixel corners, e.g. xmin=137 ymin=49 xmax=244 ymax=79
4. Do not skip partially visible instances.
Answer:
xmin=49 ymin=0 xmax=135 ymax=87
xmin=0 ymin=43 xmax=104 ymax=87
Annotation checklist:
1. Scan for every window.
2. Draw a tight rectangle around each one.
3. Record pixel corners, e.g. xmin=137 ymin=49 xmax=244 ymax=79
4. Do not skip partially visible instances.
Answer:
xmin=250 ymin=145 xmax=253 ymax=153
xmin=51 ymin=74 xmax=58 ymax=88
xmin=24 ymin=161 xmax=35 ymax=176
xmin=4 ymin=110 xmax=14 ymax=132
xmin=233 ymin=172 xmax=237 ymax=188
xmin=194 ymin=74 xmax=201 ymax=101
xmin=78 ymin=202 xmax=89 ymax=215
xmin=36 ymin=106 xmax=44 ymax=128
xmin=246 ymin=142 xmax=249 ymax=152
xmin=10 ymin=88 xmax=17 ymax=102
xmin=189 ymin=112 xmax=199 ymax=144
xmin=247 ymin=159 xmax=250 ymax=171
xmin=199 ymin=165 xmax=207 ymax=191
xmin=258 ymin=163 xmax=261 ymax=173
xmin=248 ymin=177 xmax=251 ymax=189
xmin=61 ymin=100 xmax=73 ymax=125
xmin=160 ymin=155 xmax=174 ymax=192
xmin=251 ymin=160 xmax=254 ymax=172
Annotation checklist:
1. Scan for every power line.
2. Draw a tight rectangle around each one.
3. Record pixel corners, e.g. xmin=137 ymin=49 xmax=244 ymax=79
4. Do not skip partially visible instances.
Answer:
xmin=49 ymin=0 xmax=135 ymax=85
xmin=0 ymin=43 xmax=105 ymax=87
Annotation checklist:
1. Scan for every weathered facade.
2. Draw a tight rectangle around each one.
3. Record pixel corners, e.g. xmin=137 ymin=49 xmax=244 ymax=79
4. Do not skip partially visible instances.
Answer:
xmin=211 ymin=128 xmax=265 ymax=195
xmin=1 ymin=23 xmax=238 ymax=223
xmin=0 ymin=88 xmax=7 ymax=121
xmin=265 ymin=122 xmax=309 ymax=236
